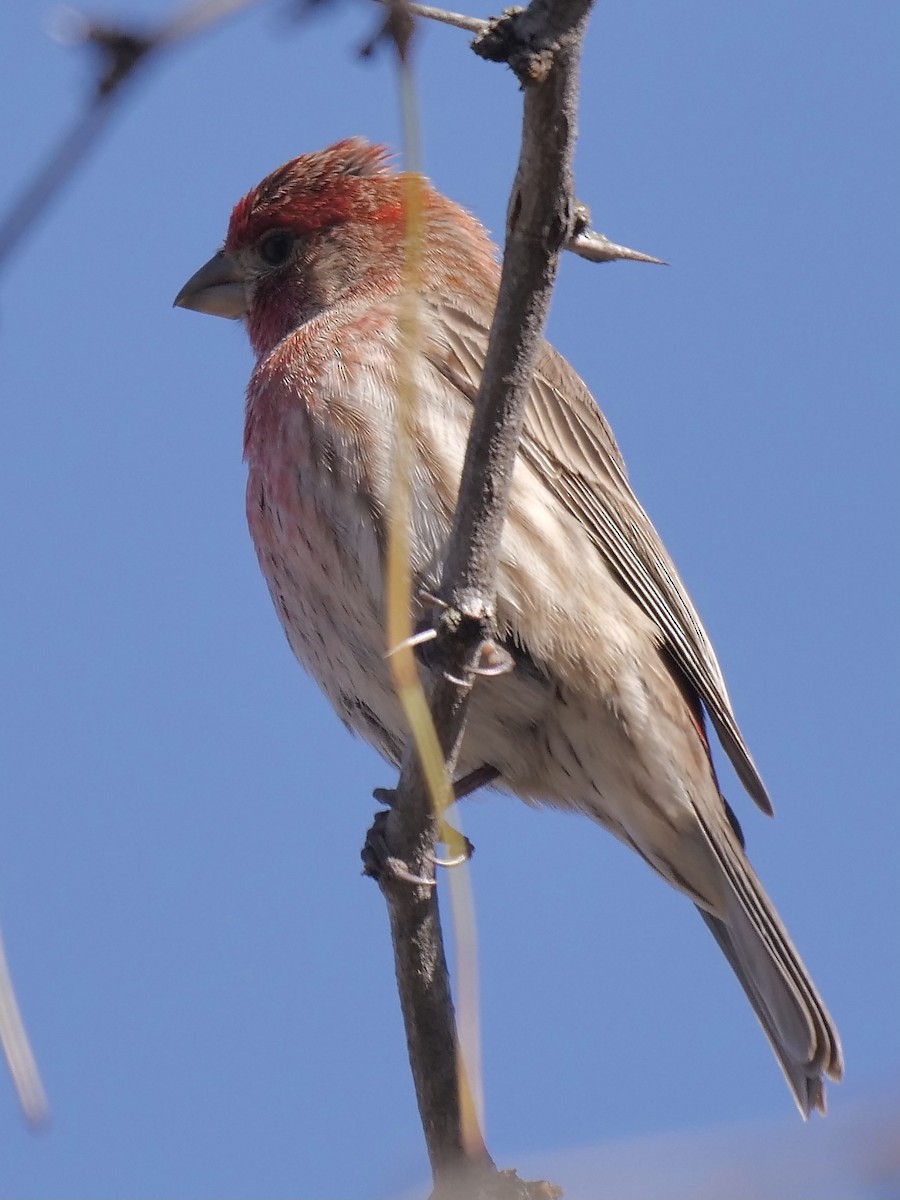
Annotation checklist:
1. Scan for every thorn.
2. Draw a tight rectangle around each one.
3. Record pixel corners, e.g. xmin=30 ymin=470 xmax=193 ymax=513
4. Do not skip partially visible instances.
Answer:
xmin=416 ymin=589 xmax=448 ymax=612
xmin=569 ymin=229 xmax=667 ymax=267
xmin=384 ymin=626 xmax=437 ymax=658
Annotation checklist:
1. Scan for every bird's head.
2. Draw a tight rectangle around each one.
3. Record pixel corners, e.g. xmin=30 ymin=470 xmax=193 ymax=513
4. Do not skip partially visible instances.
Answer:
xmin=174 ymin=138 xmax=409 ymax=356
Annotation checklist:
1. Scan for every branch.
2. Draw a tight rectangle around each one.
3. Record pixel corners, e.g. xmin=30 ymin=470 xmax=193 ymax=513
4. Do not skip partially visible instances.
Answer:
xmin=404 ymin=2 xmax=487 ymax=33
xmin=366 ymin=0 xmax=598 ymax=1195
xmin=372 ymin=0 xmax=665 ymax=267
xmin=0 ymin=0 xmax=271 ymax=1132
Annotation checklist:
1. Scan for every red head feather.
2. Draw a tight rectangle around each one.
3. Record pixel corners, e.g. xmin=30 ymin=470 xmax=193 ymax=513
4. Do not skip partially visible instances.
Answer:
xmin=225 ymin=138 xmax=399 ymax=252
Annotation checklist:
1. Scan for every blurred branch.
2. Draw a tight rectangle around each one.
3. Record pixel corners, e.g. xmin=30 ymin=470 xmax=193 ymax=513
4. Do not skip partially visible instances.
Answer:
xmin=0 ymin=0 xmax=266 ymax=1129
xmin=0 ymin=0 xmax=264 ymax=273
xmin=0 ymin=926 xmax=47 ymax=1127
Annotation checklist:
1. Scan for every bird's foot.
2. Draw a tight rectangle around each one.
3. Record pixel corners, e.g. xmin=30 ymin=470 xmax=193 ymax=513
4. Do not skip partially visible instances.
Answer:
xmin=367 ymin=765 xmax=500 ymax=877
xmin=361 ymin=809 xmax=436 ymax=887
xmin=410 ymin=592 xmax=515 ymax=684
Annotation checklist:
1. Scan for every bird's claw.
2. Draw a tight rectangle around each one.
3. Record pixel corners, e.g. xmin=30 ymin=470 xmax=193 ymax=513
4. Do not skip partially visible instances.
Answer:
xmin=367 ymin=765 xmax=500 ymax=876
xmin=413 ymin=593 xmax=514 ymax=683
xmin=363 ymin=805 xmax=471 ymax=878
xmin=431 ymin=819 xmax=475 ymax=868
xmin=473 ymin=639 xmax=514 ymax=677
xmin=361 ymin=810 xmax=436 ymax=887
xmin=441 ymin=638 xmax=515 ymax=686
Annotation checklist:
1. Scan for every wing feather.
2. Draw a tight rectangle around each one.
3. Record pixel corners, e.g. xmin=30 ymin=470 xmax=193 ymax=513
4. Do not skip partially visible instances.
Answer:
xmin=427 ymin=299 xmax=773 ymax=815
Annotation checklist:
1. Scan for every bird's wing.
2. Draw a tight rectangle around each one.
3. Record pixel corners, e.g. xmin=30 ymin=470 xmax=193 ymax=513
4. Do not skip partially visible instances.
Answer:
xmin=426 ymin=300 xmax=773 ymax=815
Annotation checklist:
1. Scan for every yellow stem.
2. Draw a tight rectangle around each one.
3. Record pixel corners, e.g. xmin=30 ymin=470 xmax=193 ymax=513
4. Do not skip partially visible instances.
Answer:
xmin=387 ymin=57 xmax=485 ymax=1152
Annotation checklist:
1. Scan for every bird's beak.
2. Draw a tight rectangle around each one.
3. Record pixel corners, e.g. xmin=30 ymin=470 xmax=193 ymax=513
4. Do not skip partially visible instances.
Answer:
xmin=173 ymin=250 xmax=247 ymax=319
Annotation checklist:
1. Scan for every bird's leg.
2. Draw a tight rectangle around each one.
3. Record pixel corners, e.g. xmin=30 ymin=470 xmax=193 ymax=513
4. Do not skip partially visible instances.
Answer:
xmin=374 ymin=763 xmax=499 ymax=808
xmin=450 ymin=763 xmax=501 ymax=800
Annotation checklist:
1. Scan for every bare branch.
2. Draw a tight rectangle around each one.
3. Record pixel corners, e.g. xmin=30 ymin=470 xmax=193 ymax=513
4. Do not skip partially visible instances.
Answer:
xmin=406 ymin=2 xmax=488 ymax=34
xmin=373 ymin=0 xmax=665 ymax=267
xmin=371 ymin=0 xmax=488 ymax=34
xmin=445 ymin=0 xmax=595 ymax=602
xmin=367 ymin=0 xmax=595 ymax=1194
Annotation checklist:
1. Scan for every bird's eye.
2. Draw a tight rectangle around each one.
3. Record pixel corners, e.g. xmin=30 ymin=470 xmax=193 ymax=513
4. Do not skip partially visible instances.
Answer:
xmin=258 ymin=231 xmax=295 ymax=266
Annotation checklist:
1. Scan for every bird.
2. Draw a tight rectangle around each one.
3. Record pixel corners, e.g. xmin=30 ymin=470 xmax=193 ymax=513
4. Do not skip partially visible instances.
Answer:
xmin=174 ymin=136 xmax=843 ymax=1115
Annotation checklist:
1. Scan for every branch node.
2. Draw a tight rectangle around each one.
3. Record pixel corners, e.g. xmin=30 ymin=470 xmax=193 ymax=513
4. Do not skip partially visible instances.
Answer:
xmin=571 ymin=198 xmax=591 ymax=238
xmin=425 ymin=593 xmax=497 ymax=686
xmin=360 ymin=0 xmax=417 ymax=61
xmin=70 ymin=18 xmax=156 ymax=96
xmin=471 ymin=8 xmax=556 ymax=85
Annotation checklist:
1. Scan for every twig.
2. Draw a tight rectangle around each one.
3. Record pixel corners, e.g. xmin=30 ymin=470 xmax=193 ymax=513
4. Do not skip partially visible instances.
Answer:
xmin=405 ymin=1 xmax=487 ymax=33
xmin=0 ymin=925 xmax=47 ymax=1127
xmin=371 ymin=0 xmax=487 ymax=34
xmin=0 ymin=0 xmax=266 ymax=1129
xmin=372 ymin=0 xmax=664 ymax=268
xmin=368 ymin=0 xmax=595 ymax=1195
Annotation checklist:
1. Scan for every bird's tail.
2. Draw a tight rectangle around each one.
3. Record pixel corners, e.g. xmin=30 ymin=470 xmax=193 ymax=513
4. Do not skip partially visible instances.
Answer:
xmin=693 ymin=804 xmax=843 ymax=1115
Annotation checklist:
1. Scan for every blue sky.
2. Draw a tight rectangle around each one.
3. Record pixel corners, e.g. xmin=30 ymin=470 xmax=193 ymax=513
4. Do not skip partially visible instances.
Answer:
xmin=1 ymin=1 xmax=898 ymax=1196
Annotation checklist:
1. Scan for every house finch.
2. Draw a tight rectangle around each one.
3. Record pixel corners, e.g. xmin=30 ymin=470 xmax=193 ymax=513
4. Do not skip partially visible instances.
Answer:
xmin=175 ymin=137 xmax=842 ymax=1115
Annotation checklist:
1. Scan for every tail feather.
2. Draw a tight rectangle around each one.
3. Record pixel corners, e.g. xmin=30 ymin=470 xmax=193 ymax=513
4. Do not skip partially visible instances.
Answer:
xmin=693 ymin=804 xmax=843 ymax=1116
xmin=699 ymin=909 xmax=832 ymax=1115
